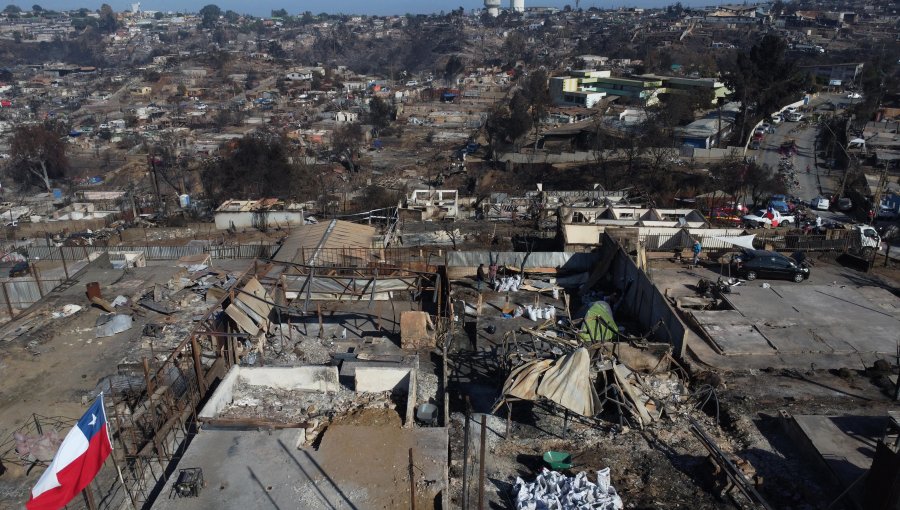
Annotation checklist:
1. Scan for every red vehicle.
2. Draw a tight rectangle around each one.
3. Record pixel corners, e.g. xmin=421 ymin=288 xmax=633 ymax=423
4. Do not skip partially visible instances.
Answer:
xmin=0 ymin=100 xmax=11 ymax=108
xmin=708 ymin=204 xmax=748 ymax=225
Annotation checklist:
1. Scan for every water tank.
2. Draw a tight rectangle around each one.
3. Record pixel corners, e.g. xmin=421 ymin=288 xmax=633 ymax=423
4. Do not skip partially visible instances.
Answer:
xmin=178 ymin=194 xmax=190 ymax=208
xmin=484 ymin=0 xmax=501 ymax=16
xmin=511 ymin=0 xmax=524 ymax=12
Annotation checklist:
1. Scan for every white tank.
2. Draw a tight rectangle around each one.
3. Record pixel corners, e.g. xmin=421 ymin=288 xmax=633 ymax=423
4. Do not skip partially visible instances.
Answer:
xmin=510 ymin=0 xmax=524 ymax=12
xmin=484 ymin=0 xmax=500 ymax=16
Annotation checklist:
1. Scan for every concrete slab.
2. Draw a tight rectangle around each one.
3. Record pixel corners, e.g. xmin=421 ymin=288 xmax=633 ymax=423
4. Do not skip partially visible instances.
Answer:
xmin=791 ymin=415 xmax=887 ymax=498
xmin=152 ymin=425 xmax=448 ymax=510
xmin=689 ymin=310 xmax=774 ymax=355
xmin=706 ymin=284 xmax=900 ymax=357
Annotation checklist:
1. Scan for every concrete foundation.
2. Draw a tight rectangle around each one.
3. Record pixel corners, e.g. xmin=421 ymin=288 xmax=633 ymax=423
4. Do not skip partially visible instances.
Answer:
xmin=198 ymin=365 xmax=339 ymax=420
xmin=152 ymin=425 xmax=449 ymax=510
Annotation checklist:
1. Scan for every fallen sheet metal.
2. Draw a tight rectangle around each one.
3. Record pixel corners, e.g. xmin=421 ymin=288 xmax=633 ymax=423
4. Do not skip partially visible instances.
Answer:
xmin=499 ymin=348 xmax=600 ymax=417
xmin=95 ymin=314 xmax=133 ymax=338
xmin=139 ymin=298 xmax=175 ymax=315
xmin=611 ymin=363 xmax=655 ymax=427
xmin=537 ymin=348 xmax=601 ymax=417
xmin=503 ymin=359 xmax=554 ymax=401
xmin=224 ymin=277 xmax=274 ymax=336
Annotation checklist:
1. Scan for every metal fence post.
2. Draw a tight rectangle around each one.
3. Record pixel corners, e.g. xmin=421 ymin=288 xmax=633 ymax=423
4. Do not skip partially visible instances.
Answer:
xmin=1 ymin=281 xmax=13 ymax=318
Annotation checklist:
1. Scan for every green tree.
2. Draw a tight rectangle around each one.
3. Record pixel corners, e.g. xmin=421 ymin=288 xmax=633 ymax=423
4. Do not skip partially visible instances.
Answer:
xmin=367 ymin=97 xmax=394 ymax=130
xmin=501 ymin=31 xmax=527 ymax=63
xmin=725 ymin=35 xmax=806 ymax=142
xmin=3 ymin=4 xmax=21 ymax=14
xmin=223 ymin=9 xmax=239 ymax=22
xmin=153 ymin=11 xmax=163 ymax=19
xmin=520 ymin=70 xmax=551 ymax=151
xmin=444 ymin=55 xmax=464 ymax=83
xmin=199 ymin=4 xmax=221 ymax=29
xmin=31 ymin=4 xmax=41 ymax=12
xmin=98 ymin=3 xmax=117 ymax=33
xmin=271 ymin=8 xmax=287 ymax=17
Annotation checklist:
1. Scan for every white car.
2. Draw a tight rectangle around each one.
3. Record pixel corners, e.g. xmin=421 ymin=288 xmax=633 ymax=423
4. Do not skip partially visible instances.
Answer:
xmin=743 ymin=209 xmax=795 ymax=228
xmin=847 ymin=92 xmax=862 ymax=99
xmin=811 ymin=197 xmax=830 ymax=210
xmin=771 ymin=115 xmax=782 ymax=124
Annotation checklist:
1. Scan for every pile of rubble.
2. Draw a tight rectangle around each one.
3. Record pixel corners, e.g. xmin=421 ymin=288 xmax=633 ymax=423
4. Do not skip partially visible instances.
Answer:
xmin=219 ymin=378 xmax=399 ymax=436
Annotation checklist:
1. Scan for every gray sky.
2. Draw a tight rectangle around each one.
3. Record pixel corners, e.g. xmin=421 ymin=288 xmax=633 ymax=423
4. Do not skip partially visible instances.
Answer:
xmin=19 ymin=0 xmax=712 ymax=18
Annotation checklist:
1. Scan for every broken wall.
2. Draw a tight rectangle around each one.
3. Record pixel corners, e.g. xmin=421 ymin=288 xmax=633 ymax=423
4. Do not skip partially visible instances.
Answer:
xmin=600 ymin=233 xmax=687 ymax=356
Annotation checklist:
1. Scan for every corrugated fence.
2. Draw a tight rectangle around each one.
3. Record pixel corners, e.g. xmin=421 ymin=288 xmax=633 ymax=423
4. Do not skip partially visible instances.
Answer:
xmin=24 ymin=244 xmax=276 ymax=261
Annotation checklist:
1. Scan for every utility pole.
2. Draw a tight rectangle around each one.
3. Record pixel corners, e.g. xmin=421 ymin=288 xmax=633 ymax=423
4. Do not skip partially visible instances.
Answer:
xmin=871 ymin=163 xmax=889 ymax=224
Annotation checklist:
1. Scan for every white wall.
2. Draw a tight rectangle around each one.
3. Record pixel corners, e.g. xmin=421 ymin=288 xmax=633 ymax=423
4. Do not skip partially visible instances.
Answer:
xmin=214 ymin=211 xmax=306 ymax=230
xmin=198 ymin=366 xmax=340 ymax=419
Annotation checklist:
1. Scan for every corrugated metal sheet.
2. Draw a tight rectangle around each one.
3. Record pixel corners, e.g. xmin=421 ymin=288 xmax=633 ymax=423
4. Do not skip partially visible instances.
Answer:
xmin=282 ymin=275 xmax=418 ymax=295
xmin=26 ymin=244 xmax=274 ymax=261
xmin=273 ymin=220 xmax=377 ymax=265
xmin=446 ymin=251 xmax=600 ymax=272
xmin=638 ymin=228 xmax=746 ymax=250
xmin=0 ymin=277 xmax=61 ymax=313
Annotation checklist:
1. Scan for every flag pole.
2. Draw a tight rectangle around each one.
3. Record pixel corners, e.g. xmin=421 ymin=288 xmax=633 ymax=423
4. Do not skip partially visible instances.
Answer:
xmin=81 ymin=485 xmax=97 ymax=510
xmin=104 ymin=391 xmax=138 ymax=510
xmin=109 ymin=452 xmax=138 ymax=510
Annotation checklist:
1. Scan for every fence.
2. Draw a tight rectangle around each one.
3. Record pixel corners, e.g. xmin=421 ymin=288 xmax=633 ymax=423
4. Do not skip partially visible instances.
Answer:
xmin=752 ymin=231 xmax=854 ymax=252
xmin=290 ymin=246 xmax=447 ymax=271
xmin=23 ymin=243 xmax=276 ymax=261
xmin=0 ymin=276 xmax=64 ymax=318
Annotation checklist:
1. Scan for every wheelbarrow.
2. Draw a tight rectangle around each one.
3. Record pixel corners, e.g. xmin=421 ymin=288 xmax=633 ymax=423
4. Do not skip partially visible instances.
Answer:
xmin=542 ymin=451 xmax=573 ymax=471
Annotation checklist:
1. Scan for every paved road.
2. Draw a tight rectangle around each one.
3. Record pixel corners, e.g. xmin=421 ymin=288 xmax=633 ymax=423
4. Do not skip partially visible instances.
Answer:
xmin=750 ymin=92 xmax=850 ymax=223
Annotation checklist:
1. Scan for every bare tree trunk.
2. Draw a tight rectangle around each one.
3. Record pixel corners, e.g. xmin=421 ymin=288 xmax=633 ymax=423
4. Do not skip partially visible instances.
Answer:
xmin=25 ymin=161 xmax=52 ymax=193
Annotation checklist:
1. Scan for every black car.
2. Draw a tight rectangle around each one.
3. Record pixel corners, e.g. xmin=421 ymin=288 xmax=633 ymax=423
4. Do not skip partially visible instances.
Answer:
xmin=733 ymin=249 xmax=810 ymax=283
xmin=8 ymin=261 xmax=29 ymax=277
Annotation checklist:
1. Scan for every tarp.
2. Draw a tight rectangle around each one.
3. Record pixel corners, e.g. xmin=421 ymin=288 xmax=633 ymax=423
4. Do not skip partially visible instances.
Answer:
xmin=577 ymin=301 xmax=618 ymax=342
xmin=499 ymin=348 xmax=600 ymax=417
xmin=710 ymin=234 xmax=756 ymax=250
xmin=537 ymin=348 xmax=601 ymax=417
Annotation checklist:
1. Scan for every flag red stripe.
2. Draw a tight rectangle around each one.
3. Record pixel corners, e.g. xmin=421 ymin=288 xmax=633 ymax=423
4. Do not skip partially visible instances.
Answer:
xmin=26 ymin=431 xmax=112 ymax=510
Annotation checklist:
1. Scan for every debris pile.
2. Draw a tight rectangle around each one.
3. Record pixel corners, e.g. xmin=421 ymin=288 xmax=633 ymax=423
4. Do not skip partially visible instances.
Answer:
xmin=514 ymin=468 xmax=623 ymax=510
xmin=219 ymin=378 xmax=398 ymax=429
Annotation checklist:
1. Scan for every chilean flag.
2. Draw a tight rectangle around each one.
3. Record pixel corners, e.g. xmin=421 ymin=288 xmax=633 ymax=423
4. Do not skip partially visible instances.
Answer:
xmin=26 ymin=395 xmax=112 ymax=510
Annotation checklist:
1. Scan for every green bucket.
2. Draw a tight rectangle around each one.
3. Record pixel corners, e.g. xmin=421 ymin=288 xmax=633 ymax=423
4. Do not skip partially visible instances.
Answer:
xmin=542 ymin=451 xmax=573 ymax=470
